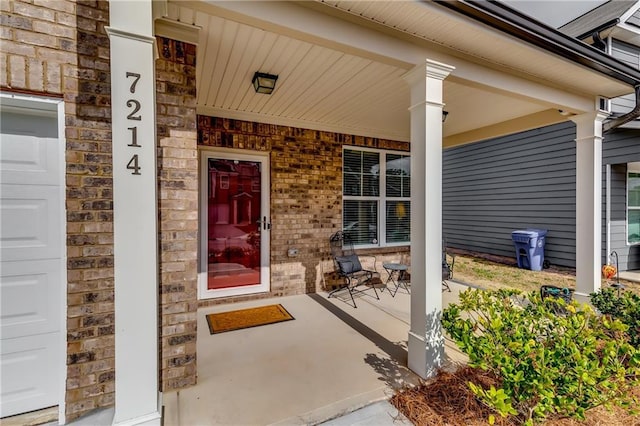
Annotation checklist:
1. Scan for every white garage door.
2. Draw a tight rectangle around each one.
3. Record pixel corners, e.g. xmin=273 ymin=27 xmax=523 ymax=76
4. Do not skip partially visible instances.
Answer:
xmin=0 ymin=98 xmax=65 ymax=418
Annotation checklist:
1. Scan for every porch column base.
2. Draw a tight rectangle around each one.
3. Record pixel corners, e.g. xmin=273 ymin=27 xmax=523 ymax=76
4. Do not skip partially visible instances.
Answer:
xmin=112 ymin=411 xmax=161 ymax=426
xmin=572 ymin=292 xmax=592 ymax=304
xmin=408 ymin=330 xmax=444 ymax=379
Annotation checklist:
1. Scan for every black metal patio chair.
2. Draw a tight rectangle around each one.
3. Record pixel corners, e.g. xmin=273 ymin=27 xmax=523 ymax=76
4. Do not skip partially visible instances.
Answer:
xmin=328 ymin=231 xmax=380 ymax=308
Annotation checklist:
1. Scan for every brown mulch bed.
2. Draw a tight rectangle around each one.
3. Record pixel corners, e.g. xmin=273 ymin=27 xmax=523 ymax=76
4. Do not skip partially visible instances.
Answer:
xmin=390 ymin=367 xmax=640 ymax=426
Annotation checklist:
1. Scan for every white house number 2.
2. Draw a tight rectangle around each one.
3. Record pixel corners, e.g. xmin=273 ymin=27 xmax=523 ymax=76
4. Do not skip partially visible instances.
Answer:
xmin=125 ymin=71 xmax=142 ymax=175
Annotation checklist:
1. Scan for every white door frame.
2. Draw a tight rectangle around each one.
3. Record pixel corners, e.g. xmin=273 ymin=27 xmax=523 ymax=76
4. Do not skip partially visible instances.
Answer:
xmin=0 ymin=92 xmax=67 ymax=424
xmin=198 ymin=148 xmax=271 ymax=299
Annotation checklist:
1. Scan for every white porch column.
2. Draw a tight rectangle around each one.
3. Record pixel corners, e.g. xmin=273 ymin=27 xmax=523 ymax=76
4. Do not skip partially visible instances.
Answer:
xmin=107 ymin=1 xmax=161 ymax=425
xmin=403 ymin=59 xmax=454 ymax=379
xmin=571 ymin=111 xmax=608 ymax=301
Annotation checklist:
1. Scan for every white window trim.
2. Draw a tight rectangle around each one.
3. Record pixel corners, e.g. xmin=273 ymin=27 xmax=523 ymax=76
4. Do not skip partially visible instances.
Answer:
xmin=628 ymin=162 xmax=640 ymax=246
xmin=342 ymin=146 xmax=410 ymax=248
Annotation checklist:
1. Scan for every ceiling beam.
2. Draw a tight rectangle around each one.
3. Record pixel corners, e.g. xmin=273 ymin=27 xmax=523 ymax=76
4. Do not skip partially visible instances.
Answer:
xmin=443 ymin=109 xmax=572 ymax=147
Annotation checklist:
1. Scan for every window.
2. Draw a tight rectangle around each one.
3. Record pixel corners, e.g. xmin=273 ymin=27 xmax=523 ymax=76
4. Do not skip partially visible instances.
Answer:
xmin=629 ymin=171 xmax=640 ymax=244
xmin=343 ymin=148 xmax=410 ymax=247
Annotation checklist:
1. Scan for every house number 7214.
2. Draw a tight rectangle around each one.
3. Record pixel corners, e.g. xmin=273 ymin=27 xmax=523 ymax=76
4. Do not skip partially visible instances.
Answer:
xmin=125 ymin=71 xmax=142 ymax=175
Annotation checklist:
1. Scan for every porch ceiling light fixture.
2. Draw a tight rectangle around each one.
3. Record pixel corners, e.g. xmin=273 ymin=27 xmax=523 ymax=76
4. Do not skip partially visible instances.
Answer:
xmin=252 ymin=71 xmax=278 ymax=94
xmin=442 ymin=110 xmax=449 ymax=123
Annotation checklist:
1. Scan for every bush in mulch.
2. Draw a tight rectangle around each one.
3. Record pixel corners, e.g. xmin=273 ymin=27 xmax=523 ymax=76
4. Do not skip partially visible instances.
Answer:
xmin=441 ymin=289 xmax=639 ymax=423
xmin=391 ymin=288 xmax=640 ymax=426
xmin=591 ymin=288 xmax=640 ymax=348
xmin=391 ymin=367 xmax=640 ymax=426
xmin=390 ymin=366 xmax=518 ymax=426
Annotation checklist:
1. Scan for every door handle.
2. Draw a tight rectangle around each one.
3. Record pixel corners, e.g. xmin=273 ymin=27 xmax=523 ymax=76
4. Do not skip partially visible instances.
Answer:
xmin=256 ymin=216 xmax=271 ymax=231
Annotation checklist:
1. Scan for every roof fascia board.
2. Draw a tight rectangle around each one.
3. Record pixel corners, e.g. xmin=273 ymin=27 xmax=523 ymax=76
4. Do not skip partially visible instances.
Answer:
xmin=612 ymin=22 xmax=640 ymax=45
xmin=197 ymin=0 xmax=594 ymax=111
xmin=447 ymin=63 xmax=593 ymax=113
xmin=576 ymin=18 xmax=620 ymax=41
xmin=619 ymin=1 xmax=640 ymax=24
xmin=618 ymin=21 xmax=640 ymax=35
xmin=432 ymin=0 xmax=640 ymax=86
xmin=154 ymin=17 xmax=200 ymax=45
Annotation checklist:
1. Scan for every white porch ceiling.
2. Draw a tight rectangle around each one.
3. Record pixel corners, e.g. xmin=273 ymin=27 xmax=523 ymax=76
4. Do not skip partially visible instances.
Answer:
xmin=195 ymin=13 xmax=411 ymax=140
xmin=162 ymin=0 xmax=636 ymax=145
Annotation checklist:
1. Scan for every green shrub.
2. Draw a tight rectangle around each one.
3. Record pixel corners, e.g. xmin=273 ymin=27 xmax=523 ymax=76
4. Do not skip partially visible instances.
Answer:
xmin=442 ymin=288 xmax=640 ymax=424
xmin=590 ymin=288 xmax=640 ymax=348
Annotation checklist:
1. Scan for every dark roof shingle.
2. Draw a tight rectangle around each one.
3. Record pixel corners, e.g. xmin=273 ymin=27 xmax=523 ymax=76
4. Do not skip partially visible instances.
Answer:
xmin=559 ymin=0 xmax=637 ymax=37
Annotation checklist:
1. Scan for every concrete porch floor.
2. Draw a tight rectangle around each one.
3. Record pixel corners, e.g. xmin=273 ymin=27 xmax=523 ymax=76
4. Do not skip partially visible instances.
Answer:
xmin=162 ymin=282 xmax=469 ymax=426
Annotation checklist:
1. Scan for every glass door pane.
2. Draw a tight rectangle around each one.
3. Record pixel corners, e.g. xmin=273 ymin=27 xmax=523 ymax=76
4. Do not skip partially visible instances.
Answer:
xmin=207 ymin=158 xmax=262 ymax=290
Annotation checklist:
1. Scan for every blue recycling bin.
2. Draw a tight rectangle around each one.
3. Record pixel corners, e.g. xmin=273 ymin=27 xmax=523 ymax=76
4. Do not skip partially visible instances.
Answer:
xmin=511 ymin=229 xmax=547 ymax=271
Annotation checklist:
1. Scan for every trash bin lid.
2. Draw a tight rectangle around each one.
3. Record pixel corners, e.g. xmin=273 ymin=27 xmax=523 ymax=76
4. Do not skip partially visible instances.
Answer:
xmin=512 ymin=229 xmax=547 ymax=238
xmin=526 ymin=228 xmax=547 ymax=237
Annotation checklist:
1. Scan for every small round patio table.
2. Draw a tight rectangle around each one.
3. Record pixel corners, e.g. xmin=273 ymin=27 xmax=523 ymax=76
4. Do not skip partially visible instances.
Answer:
xmin=382 ymin=262 xmax=410 ymax=297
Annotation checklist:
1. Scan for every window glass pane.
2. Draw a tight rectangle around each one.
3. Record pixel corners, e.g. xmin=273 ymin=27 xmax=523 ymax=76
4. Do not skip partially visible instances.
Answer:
xmin=342 ymin=148 xmax=410 ymax=247
xmin=363 ymin=152 xmax=379 ymax=196
xmin=386 ymin=154 xmax=410 ymax=197
xmin=629 ymin=173 xmax=640 ymax=207
xmin=386 ymin=201 xmax=410 ymax=243
xmin=402 ymin=176 xmax=410 ymax=197
xmin=343 ymin=150 xmax=362 ymax=174
xmin=343 ymin=200 xmax=378 ymax=245
xmin=629 ymin=209 xmax=640 ymax=244
xmin=343 ymin=172 xmax=361 ymax=196
xmin=387 ymin=176 xmax=401 ymax=197
xmin=363 ymin=151 xmax=380 ymax=174
xmin=343 ymin=149 xmax=379 ymax=197
xmin=363 ymin=175 xmax=379 ymax=196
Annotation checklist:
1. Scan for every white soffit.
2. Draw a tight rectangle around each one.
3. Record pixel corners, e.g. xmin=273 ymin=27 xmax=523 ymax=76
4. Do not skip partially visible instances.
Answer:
xmin=318 ymin=0 xmax=632 ymax=98
xmin=164 ymin=0 xmax=635 ymax=142
xmin=193 ymin=12 xmax=411 ymax=140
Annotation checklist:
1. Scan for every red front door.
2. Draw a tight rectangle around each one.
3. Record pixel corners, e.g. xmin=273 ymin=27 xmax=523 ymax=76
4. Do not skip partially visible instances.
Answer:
xmin=200 ymin=152 xmax=270 ymax=298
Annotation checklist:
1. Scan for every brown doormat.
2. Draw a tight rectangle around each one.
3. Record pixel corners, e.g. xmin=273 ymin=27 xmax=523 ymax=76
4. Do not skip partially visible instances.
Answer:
xmin=206 ymin=304 xmax=295 ymax=334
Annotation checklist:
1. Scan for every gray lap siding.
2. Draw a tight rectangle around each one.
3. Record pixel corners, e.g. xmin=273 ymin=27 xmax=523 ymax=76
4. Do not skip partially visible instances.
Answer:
xmin=443 ymin=122 xmax=640 ymax=271
xmin=443 ymin=122 xmax=577 ymax=268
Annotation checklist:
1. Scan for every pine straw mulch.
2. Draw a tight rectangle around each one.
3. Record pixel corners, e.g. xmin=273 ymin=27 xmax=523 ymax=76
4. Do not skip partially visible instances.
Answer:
xmin=390 ymin=366 xmax=640 ymax=426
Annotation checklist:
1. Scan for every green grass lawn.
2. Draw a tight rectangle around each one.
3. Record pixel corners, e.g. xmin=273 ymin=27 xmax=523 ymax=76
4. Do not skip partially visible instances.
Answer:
xmin=450 ymin=253 xmax=640 ymax=296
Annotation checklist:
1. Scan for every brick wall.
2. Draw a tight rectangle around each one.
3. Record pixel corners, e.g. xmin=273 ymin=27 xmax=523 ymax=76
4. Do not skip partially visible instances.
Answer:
xmin=1 ymin=0 xmax=410 ymax=417
xmin=156 ymin=37 xmax=198 ymax=391
xmin=65 ymin=1 xmax=115 ymax=420
xmin=2 ymin=0 xmax=116 ymax=420
xmin=198 ymin=117 xmax=410 ymax=305
xmin=1 ymin=0 xmax=78 ymax=93
xmin=65 ymin=2 xmax=115 ymax=419
xmin=2 ymin=2 xmax=200 ymax=420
